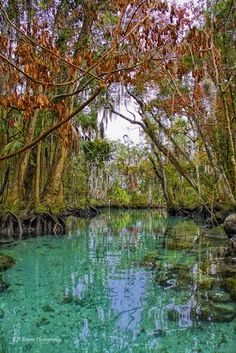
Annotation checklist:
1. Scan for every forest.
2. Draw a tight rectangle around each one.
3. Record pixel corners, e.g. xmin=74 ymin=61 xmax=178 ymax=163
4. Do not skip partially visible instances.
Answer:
xmin=0 ymin=0 xmax=236 ymax=227
xmin=0 ymin=1 xmax=236 ymax=352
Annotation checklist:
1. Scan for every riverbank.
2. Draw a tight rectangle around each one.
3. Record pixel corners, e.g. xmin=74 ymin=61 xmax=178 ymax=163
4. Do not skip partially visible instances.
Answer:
xmin=1 ymin=204 xmax=236 ymax=259
xmin=0 ymin=203 xmax=232 ymax=239
xmin=98 ymin=204 xmax=235 ymax=228
xmin=0 ymin=207 xmax=99 ymax=239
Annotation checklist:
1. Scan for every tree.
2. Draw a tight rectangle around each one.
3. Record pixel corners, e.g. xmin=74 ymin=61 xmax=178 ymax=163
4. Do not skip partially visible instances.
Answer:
xmin=0 ymin=0 xmax=150 ymax=215
xmin=110 ymin=0 xmax=236 ymax=209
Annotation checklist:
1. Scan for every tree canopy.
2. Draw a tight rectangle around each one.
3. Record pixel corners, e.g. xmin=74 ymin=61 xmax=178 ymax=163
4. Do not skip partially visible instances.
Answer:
xmin=0 ymin=0 xmax=236 ymax=216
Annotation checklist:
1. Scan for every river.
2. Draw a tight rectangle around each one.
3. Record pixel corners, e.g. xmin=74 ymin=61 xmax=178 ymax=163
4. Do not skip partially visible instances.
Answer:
xmin=0 ymin=210 xmax=235 ymax=352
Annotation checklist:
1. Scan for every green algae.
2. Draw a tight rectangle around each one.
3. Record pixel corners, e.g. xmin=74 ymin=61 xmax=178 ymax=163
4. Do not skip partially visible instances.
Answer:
xmin=0 ymin=254 xmax=15 ymax=271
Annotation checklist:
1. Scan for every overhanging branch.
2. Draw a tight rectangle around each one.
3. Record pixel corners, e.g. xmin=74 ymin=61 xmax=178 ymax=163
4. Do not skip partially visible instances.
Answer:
xmin=0 ymin=87 xmax=103 ymax=161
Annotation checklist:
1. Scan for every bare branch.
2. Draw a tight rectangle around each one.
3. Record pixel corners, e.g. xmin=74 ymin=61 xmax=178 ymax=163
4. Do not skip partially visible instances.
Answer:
xmin=111 ymin=109 xmax=145 ymax=129
xmin=49 ymin=78 xmax=95 ymax=102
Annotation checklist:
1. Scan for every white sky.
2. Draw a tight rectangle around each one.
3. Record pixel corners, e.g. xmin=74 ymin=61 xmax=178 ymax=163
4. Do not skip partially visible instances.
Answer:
xmin=107 ymin=118 xmax=142 ymax=143
xmin=106 ymin=114 xmax=142 ymax=143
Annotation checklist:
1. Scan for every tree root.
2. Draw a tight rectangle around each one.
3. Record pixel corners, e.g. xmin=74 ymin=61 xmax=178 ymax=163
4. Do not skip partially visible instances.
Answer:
xmin=0 ymin=207 xmax=98 ymax=239
xmin=9 ymin=212 xmax=23 ymax=239
xmin=0 ymin=212 xmax=23 ymax=239
xmin=0 ymin=212 xmax=67 ymax=239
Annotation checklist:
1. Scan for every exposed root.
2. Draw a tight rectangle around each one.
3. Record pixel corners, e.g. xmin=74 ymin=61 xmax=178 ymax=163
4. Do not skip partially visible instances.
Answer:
xmin=5 ymin=214 xmax=14 ymax=238
xmin=9 ymin=212 xmax=23 ymax=239
xmin=29 ymin=216 xmax=37 ymax=235
xmin=44 ymin=213 xmax=62 ymax=235
xmin=0 ymin=212 xmax=67 ymax=239
xmin=58 ymin=216 xmax=66 ymax=234
xmin=35 ymin=215 xmax=43 ymax=236
xmin=0 ymin=207 xmax=98 ymax=239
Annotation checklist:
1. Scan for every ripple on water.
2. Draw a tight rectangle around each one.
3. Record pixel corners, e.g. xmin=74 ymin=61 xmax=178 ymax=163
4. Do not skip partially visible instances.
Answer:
xmin=0 ymin=210 xmax=236 ymax=353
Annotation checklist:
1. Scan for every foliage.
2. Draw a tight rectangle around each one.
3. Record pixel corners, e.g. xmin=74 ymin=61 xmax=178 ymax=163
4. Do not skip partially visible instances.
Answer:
xmin=1 ymin=0 xmax=236 ymax=213
xmin=0 ymin=0 xmax=157 ymax=212
xmin=82 ymin=139 xmax=113 ymax=166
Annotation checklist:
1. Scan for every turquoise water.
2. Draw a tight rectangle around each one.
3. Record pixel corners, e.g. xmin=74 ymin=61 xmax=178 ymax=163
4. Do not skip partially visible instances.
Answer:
xmin=0 ymin=210 xmax=236 ymax=353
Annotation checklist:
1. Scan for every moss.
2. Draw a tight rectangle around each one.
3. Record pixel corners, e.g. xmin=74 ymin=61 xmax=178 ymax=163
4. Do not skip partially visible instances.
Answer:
xmin=35 ymin=204 xmax=47 ymax=214
xmin=0 ymin=202 xmax=24 ymax=215
xmin=0 ymin=200 xmax=25 ymax=214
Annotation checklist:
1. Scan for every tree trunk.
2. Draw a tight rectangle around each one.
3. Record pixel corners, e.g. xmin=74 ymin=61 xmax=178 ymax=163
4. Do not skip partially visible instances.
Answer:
xmin=35 ymin=142 xmax=41 ymax=207
xmin=144 ymin=121 xmax=199 ymax=192
xmin=43 ymin=124 xmax=70 ymax=211
xmin=149 ymin=153 xmax=174 ymax=208
xmin=6 ymin=112 xmax=38 ymax=206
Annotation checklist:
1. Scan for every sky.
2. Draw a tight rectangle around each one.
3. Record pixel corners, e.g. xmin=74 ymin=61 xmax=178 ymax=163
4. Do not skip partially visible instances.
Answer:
xmin=107 ymin=119 xmax=141 ymax=142
xmin=106 ymin=110 xmax=143 ymax=144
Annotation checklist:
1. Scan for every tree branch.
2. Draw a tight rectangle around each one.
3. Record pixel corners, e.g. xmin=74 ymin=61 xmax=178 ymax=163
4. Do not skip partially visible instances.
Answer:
xmin=49 ymin=77 xmax=95 ymax=102
xmin=0 ymin=4 xmax=102 ymax=82
xmin=0 ymin=87 xmax=103 ymax=161
xmin=0 ymin=52 xmax=83 ymax=87
xmin=111 ymin=109 xmax=145 ymax=129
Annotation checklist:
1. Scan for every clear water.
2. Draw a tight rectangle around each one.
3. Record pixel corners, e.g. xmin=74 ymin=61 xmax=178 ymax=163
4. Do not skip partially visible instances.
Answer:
xmin=0 ymin=210 xmax=236 ymax=353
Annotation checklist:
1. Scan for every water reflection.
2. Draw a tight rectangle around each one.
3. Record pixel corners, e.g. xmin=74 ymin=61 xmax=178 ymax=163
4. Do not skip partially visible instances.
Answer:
xmin=0 ymin=209 xmax=235 ymax=353
xmin=108 ymin=269 xmax=147 ymax=335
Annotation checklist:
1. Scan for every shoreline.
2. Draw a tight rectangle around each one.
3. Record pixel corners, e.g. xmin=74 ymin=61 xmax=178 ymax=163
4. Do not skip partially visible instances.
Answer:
xmin=0 ymin=203 xmax=234 ymax=239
